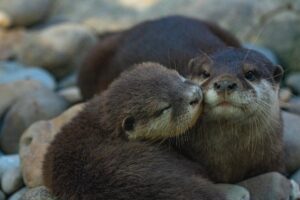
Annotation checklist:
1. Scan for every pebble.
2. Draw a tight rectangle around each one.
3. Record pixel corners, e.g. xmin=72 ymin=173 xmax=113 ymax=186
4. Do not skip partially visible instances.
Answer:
xmin=0 ymin=80 xmax=44 ymax=118
xmin=20 ymin=103 xmax=84 ymax=187
xmin=1 ymin=167 xmax=24 ymax=195
xmin=0 ymin=28 xmax=25 ymax=60
xmin=283 ymin=111 xmax=300 ymax=173
xmin=8 ymin=187 xmax=28 ymax=200
xmin=58 ymin=86 xmax=82 ymax=104
xmin=0 ymin=155 xmax=20 ymax=180
xmin=280 ymin=88 xmax=292 ymax=103
xmin=292 ymin=169 xmax=300 ymax=185
xmin=57 ymin=72 xmax=77 ymax=89
xmin=238 ymin=172 xmax=291 ymax=200
xmin=21 ymin=186 xmax=55 ymax=200
xmin=0 ymin=61 xmax=56 ymax=90
xmin=0 ymin=191 xmax=5 ymax=200
xmin=16 ymin=23 xmax=98 ymax=78
xmin=216 ymin=184 xmax=250 ymax=200
xmin=0 ymin=0 xmax=53 ymax=27
xmin=0 ymin=86 xmax=68 ymax=154
xmin=286 ymin=73 xmax=300 ymax=95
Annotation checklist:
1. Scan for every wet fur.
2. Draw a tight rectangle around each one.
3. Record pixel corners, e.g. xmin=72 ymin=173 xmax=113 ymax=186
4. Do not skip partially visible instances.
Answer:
xmin=78 ymin=15 xmax=241 ymax=99
xmin=43 ymin=64 xmax=225 ymax=200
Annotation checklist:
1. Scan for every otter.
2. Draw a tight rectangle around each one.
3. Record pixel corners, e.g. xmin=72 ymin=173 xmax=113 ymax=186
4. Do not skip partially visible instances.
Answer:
xmin=78 ymin=15 xmax=285 ymax=184
xmin=78 ymin=15 xmax=241 ymax=99
xmin=180 ymin=48 xmax=285 ymax=183
xmin=43 ymin=63 xmax=226 ymax=200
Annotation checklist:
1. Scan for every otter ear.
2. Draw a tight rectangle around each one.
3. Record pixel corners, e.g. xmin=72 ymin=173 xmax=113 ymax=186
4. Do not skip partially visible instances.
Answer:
xmin=122 ymin=116 xmax=135 ymax=133
xmin=273 ymin=65 xmax=284 ymax=83
xmin=188 ymin=55 xmax=211 ymax=73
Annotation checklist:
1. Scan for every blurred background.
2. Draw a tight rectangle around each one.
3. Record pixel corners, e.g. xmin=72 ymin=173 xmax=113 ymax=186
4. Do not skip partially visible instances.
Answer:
xmin=0 ymin=0 xmax=300 ymax=199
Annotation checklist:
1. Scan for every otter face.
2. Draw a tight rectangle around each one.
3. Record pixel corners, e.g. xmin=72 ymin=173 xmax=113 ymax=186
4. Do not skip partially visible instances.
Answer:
xmin=188 ymin=48 xmax=283 ymax=122
xmin=106 ymin=63 xmax=203 ymax=141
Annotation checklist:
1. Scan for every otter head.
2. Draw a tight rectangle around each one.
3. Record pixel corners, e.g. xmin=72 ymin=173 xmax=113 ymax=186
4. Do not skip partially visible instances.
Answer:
xmin=188 ymin=48 xmax=283 ymax=122
xmin=103 ymin=62 xmax=203 ymax=141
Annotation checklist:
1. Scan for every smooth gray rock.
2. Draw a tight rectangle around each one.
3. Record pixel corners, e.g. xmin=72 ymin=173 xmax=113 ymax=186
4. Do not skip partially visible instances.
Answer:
xmin=0 ymin=155 xmax=20 ymax=180
xmin=58 ymin=87 xmax=82 ymax=104
xmin=0 ymin=87 xmax=68 ymax=154
xmin=216 ymin=184 xmax=250 ymax=200
xmin=286 ymin=73 xmax=300 ymax=95
xmin=0 ymin=62 xmax=56 ymax=90
xmin=238 ymin=172 xmax=291 ymax=200
xmin=283 ymin=111 xmax=300 ymax=173
xmin=9 ymin=187 xmax=28 ymax=200
xmin=1 ymin=167 xmax=24 ymax=195
xmin=0 ymin=80 xmax=44 ymax=118
xmin=0 ymin=0 xmax=53 ymax=27
xmin=57 ymin=72 xmax=77 ymax=89
xmin=21 ymin=186 xmax=55 ymax=200
xmin=0 ymin=190 xmax=5 ymax=200
xmin=16 ymin=23 xmax=97 ymax=78
xmin=292 ymin=169 xmax=300 ymax=185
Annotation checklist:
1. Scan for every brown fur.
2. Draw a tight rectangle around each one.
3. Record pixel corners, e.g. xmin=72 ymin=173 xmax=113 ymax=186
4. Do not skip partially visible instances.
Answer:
xmin=78 ymin=15 xmax=241 ymax=99
xmin=43 ymin=63 xmax=225 ymax=200
xmin=78 ymin=14 xmax=284 ymax=188
xmin=179 ymin=48 xmax=285 ymax=183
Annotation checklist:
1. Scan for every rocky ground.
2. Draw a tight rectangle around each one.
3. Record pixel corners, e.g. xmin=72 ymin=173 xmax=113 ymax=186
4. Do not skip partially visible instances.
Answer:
xmin=0 ymin=0 xmax=300 ymax=199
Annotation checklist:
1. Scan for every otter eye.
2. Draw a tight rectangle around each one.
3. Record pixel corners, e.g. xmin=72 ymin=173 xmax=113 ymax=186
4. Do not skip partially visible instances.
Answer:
xmin=245 ymin=71 xmax=256 ymax=81
xmin=156 ymin=105 xmax=171 ymax=117
xmin=200 ymin=71 xmax=210 ymax=79
xmin=122 ymin=117 xmax=135 ymax=132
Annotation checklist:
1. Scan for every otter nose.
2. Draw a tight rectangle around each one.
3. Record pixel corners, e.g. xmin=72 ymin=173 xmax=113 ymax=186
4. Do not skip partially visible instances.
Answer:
xmin=187 ymin=86 xmax=202 ymax=106
xmin=214 ymin=80 xmax=238 ymax=93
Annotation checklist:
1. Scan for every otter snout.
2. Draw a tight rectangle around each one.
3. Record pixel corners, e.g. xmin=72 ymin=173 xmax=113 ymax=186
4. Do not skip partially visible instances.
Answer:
xmin=213 ymin=77 xmax=239 ymax=94
xmin=186 ymin=85 xmax=202 ymax=106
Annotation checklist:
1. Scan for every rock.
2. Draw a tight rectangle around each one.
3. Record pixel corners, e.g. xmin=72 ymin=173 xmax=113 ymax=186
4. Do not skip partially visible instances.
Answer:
xmin=291 ymin=169 xmax=300 ymax=185
xmin=243 ymin=43 xmax=278 ymax=64
xmin=0 ymin=61 xmax=56 ymax=90
xmin=58 ymin=86 xmax=82 ymax=104
xmin=9 ymin=188 xmax=28 ymax=200
xmin=283 ymin=111 xmax=300 ymax=173
xmin=19 ymin=103 xmax=84 ymax=188
xmin=1 ymin=167 xmax=24 ymax=194
xmin=286 ymin=73 xmax=300 ymax=95
xmin=290 ymin=179 xmax=300 ymax=200
xmin=57 ymin=72 xmax=77 ymax=89
xmin=238 ymin=172 xmax=291 ymax=200
xmin=280 ymin=88 xmax=292 ymax=103
xmin=16 ymin=23 xmax=98 ymax=78
xmin=0 ymin=190 xmax=5 ymax=200
xmin=46 ymin=0 xmax=300 ymax=72
xmin=216 ymin=184 xmax=250 ymax=200
xmin=0 ymin=0 xmax=53 ymax=27
xmin=0 ymin=80 xmax=44 ymax=117
xmin=0 ymin=155 xmax=20 ymax=180
xmin=21 ymin=186 xmax=55 ymax=200
xmin=0 ymin=86 xmax=68 ymax=154
xmin=0 ymin=28 xmax=25 ymax=60
xmin=281 ymin=102 xmax=300 ymax=116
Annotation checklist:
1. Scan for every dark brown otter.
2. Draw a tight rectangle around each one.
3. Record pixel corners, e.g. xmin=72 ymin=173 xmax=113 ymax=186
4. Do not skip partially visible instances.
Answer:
xmin=178 ymin=48 xmax=285 ymax=183
xmin=78 ymin=15 xmax=241 ymax=99
xmin=43 ymin=63 xmax=226 ymax=200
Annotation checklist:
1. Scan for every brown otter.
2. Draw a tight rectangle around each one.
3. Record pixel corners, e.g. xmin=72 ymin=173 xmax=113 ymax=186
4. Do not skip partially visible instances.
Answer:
xmin=78 ymin=15 xmax=241 ymax=99
xmin=43 ymin=63 xmax=226 ymax=200
xmin=78 ymin=15 xmax=285 ymax=184
xmin=181 ymin=48 xmax=285 ymax=183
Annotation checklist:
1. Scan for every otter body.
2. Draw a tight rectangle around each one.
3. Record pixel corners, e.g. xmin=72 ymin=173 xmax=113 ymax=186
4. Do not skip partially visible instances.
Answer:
xmin=43 ymin=63 xmax=225 ymax=200
xmin=78 ymin=15 xmax=284 ymax=184
xmin=78 ymin=15 xmax=241 ymax=99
